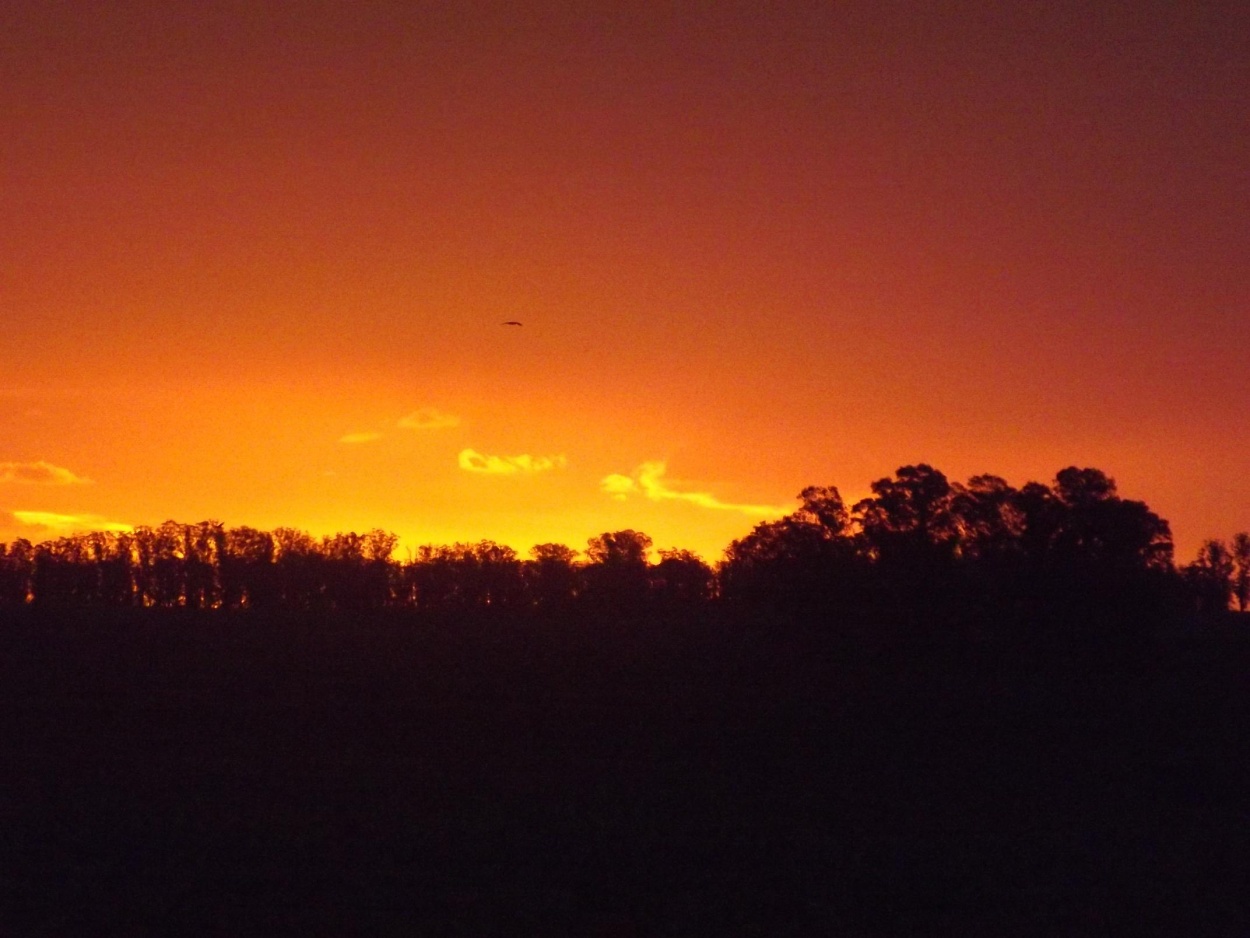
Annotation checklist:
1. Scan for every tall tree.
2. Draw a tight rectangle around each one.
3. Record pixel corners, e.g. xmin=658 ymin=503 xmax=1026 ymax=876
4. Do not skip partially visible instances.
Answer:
xmin=183 ymin=521 xmax=223 ymax=609
xmin=1183 ymin=539 xmax=1235 ymax=613
xmin=720 ymin=484 xmax=859 ymax=608
xmin=950 ymin=474 xmax=1023 ymax=563
xmin=584 ymin=530 xmax=653 ymax=606
xmin=1048 ymin=468 xmax=1172 ymax=572
xmin=0 ymin=540 xmax=35 ymax=604
xmin=586 ymin=530 xmax=652 ymax=567
xmin=273 ymin=527 xmax=323 ymax=610
xmin=221 ymin=526 xmax=277 ymax=609
xmin=1232 ymin=532 xmax=1250 ymax=613
xmin=653 ymin=549 xmax=714 ymax=604
xmin=525 ymin=543 xmax=580 ymax=608
xmin=853 ymin=464 xmax=957 ymax=570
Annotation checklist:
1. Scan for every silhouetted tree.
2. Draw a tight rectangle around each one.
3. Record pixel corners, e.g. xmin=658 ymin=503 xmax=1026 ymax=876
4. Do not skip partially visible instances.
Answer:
xmin=472 ymin=541 xmax=525 ymax=609
xmin=31 ymin=538 xmax=92 ymax=606
xmin=363 ymin=529 xmax=400 ymax=608
xmin=182 ymin=521 xmax=223 ymax=609
xmin=0 ymin=462 xmax=1196 ymax=633
xmin=90 ymin=531 xmax=136 ymax=606
xmin=950 ymin=474 xmax=1024 ymax=563
xmin=1050 ymin=467 xmax=1175 ymax=585
xmin=273 ymin=527 xmax=324 ymax=610
xmin=853 ymin=465 xmax=959 ymax=614
xmin=854 ymin=464 xmax=957 ymax=567
xmin=793 ymin=484 xmax=851 ymax=533
xmin=653 ymin=549 xmax=714 ymax=604
xmin=1232 ymin=532 xmax=1250 ymax=614
xmin=1054 ymin=466 xmax=1117 ymax=507
xmin=407 ymin=541 xmax=524 ymax=611
xmin=586 ymin=529 xmax=652 ymax=566
xmin=220 ymin=526 xmax=277 ymax=609
xmin=720 ymin=485 xmax=857 ymax=609
xmin=408 ymin=544 xmax=458 ymax=611
xmin=525 ymin=543 xmax=581 ymax=608
xmin=322 ymin=531 xmax=373 ymax=611
xmin=1049 ymin=468 xmax=1173 ymax=573
xmin=584 ymin=530 xmax=653 ymax=607
xmin=1183 ymin=539 xmax=1236 ymax=614
xmin=0 ymin=539 xmax=35 ymax=604
xmin=317 ymin=530 xmax=398 ymax=611
xmin=129 ymin=522 xmax=186 ymax=607
xmin=1010 ymin=480 xmax=1062 ymax=569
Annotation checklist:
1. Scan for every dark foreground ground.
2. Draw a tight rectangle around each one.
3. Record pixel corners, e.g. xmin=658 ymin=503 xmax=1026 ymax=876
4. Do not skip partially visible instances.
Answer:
xmin=2 ymin=605 xmax=1249 ymax=936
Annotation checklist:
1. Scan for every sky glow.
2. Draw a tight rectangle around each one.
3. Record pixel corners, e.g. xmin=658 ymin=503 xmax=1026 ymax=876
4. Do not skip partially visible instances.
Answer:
xmin=2 ymin=2 xmax=1247 ymax=562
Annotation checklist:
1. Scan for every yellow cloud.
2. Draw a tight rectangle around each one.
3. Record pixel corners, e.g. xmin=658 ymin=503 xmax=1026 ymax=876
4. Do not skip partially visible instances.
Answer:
xmin=458 ymin=449 xmax=568 ymax=475
xmin=0 ymin=461 xmax=91 ymax=485
xmin=600 ymin=461 xmax=789 ymax=517
xmin=338 ymin=431 xmax=383 ymax=444
xmin=398 ymin=408 xmax=460 ymax=431
xmin=10 ymin=510 xmax=132 ymax=533
xmin=601 ymin=473 xmax=638 ymax=500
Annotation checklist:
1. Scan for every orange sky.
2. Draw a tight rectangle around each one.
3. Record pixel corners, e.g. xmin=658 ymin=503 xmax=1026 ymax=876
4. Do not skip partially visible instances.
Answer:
xmin=3 ymin=2 xmax=1247 ymax=563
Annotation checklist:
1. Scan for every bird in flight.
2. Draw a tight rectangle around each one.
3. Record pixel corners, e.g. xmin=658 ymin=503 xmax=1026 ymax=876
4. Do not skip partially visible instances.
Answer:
xmin=501 ymin=321 xmax=523 ymax=326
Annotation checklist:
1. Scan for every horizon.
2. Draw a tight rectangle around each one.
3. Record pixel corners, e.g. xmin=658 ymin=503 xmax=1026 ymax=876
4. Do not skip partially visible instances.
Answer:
xmin=0 ymin=459 xmax=1206 ymax=569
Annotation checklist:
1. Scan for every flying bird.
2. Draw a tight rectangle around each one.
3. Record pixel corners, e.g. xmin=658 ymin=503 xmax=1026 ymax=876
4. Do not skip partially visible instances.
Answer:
xmin=501 ymin=320 xmax=523 ymax=326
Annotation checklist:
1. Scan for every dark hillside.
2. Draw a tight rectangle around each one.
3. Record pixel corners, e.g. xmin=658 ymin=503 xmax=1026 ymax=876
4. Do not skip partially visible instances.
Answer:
xmin=3 ymin=607 xmax=1249 ymax=935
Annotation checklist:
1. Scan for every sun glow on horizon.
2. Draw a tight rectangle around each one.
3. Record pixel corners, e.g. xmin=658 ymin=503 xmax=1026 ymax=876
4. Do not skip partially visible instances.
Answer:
xmin=9 ymin=511 xmax=133 ymax=535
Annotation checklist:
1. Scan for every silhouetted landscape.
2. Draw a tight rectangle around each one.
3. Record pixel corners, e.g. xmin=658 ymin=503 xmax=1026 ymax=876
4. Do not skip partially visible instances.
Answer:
xmin=4 ymin=465 xmax=1250 ymax=934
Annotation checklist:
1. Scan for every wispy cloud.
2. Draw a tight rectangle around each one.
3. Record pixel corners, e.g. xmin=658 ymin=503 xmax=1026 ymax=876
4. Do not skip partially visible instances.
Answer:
xmin=398 ymin=408 xmax=460 ymax=431
xmin=601 ymin=461 xmax=789 ymax=517
xmin=458 ymin=449 xmax=567 ymax=475
xmin=0 ymin=461 xmax=91 ymax=485
xmin=601 ymin=473 xmax=639 ymax=499
xmin=338 ymin=431 xmax=383 ymax=444
xmin=9 ymin=510 xmax=132 ymax=533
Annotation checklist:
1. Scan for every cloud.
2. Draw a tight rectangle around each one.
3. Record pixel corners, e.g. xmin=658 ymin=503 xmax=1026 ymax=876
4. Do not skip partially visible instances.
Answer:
xmin=601 ymin=473 xmax=639 ymax=500
xmin=398 ymin=408 xmax=460 ymax=431
xmin=9 ymin=510 xmax=132 ymax=534
xmin=0 ymin=461 xmax=91 ymax=485
xmin=600 ymin=461 xmax=789 ymax=517
xmin=458 ymin=448 xmax=567 ymax=475
xmin=338 ymin=431 xmax=383 ymax=444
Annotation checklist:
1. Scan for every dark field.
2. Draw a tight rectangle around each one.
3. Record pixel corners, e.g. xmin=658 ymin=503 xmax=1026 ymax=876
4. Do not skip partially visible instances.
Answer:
xmin=3 ymin=607 xmax=1249 ymax=935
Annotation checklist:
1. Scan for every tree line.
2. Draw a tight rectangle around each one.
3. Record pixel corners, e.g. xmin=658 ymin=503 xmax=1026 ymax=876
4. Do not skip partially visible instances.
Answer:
xmin=1 ymin=464 xmax=1247 ymax=618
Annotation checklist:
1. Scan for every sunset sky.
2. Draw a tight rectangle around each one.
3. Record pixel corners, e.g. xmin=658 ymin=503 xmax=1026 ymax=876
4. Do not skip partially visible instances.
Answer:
xmin=3 ymin=1 xmax=1247 ymax=563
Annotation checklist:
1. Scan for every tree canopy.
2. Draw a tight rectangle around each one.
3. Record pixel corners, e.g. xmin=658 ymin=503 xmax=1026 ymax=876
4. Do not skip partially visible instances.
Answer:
xmin=1 ymin=464 xmax=1244 ymax=622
